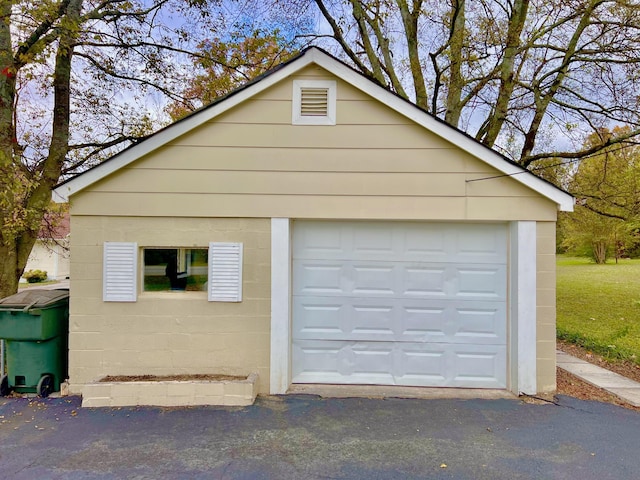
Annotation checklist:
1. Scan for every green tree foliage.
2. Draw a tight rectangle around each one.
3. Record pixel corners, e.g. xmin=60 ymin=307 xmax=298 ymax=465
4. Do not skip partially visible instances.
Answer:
xmin=0 ymin=0 xmax=222 ymax=298
xmin=167 ymin=30 xmax=299 ymax=120
xmin=573 ymin=128 xmax=640 ymax=222
xmin=559 ymin=208 xmax=625 ymax=263
xmin=561 ymin=127 xmax=640 ymax=263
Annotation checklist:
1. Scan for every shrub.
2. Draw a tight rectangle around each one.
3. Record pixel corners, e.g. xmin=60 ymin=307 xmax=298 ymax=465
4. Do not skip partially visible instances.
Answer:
xmin=22 ymin=269 xmax=48 ymax=283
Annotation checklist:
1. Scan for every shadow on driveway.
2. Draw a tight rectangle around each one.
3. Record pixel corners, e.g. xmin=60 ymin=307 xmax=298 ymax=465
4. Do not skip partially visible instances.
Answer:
xmin=1 ymin=394 xmax=638 ymax=479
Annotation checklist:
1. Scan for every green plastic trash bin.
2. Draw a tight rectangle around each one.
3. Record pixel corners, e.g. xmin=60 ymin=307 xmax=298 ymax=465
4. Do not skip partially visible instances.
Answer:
xmin=0 ymin=289 xmax=69 ymax=397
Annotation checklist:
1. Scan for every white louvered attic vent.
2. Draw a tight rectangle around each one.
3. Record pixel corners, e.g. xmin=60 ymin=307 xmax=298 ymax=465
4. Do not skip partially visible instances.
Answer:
xmin=292 ymin=80 xmax=336 ymax=125
xmin=300 ymin=87 xmax=329 ymax=117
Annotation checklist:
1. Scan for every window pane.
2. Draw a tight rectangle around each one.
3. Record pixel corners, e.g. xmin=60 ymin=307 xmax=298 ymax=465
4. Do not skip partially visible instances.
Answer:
xmin=143 ymin=248 xmax=208 ymax=292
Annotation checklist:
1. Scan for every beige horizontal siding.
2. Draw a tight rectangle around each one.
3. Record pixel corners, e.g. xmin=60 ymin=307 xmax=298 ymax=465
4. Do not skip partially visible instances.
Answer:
xmin=101 ymin=168 xmax=535 ymax=198
xmin=466 ymin=197 xmax=556 ymax=221
xmin=131 ymin=146 xmax=494 ymax=174
xmin=170 ymin=124 xmax=455 ymax=149
xmin=72 ymin=192 xmax=556 ymax=221
xmin=93 ymin=170 xmax=470 ymax=196
xmin=216 ymin=99 xmax=414 ymax=125
xmin=74 ymin=68 xmax=557 ymax=223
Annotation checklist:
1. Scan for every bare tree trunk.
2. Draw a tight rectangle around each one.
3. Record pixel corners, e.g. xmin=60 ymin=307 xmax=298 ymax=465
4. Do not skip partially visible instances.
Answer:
xmin=592 ymin=240 xmax=608 ymax=264
xmin=349 ymin=0 xmax=388 ymax=86
xmin=358 ymin=1 xmax=408 ymax=98
xmin=520 ymin=0 xmax=601 ymax=165
xmin=397 ymin=0 xmax=428 ymax=109
xmin=0 ymin=0 xmax=81 ymax=299
xmin=313 ymin=0 xmax=377 ymax=80
xmin=444 ymin=0 xmax=466 ymax=126
xmin=0 ymin=0 xmax=19 ymax=298
xmin=477 ymin=0 xmax=529 ymax=148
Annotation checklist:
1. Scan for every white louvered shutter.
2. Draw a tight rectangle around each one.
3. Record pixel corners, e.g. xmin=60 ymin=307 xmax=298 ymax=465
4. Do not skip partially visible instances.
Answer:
xmin=103 ymin=242 xmax=138 ymax=302
xmin=208 ymin=242 xmax=243 ymax=302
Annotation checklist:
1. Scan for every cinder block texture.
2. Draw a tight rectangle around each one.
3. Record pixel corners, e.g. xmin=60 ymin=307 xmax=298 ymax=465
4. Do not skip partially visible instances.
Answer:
xmin=69 ymin=216 xmax=271 ymax=396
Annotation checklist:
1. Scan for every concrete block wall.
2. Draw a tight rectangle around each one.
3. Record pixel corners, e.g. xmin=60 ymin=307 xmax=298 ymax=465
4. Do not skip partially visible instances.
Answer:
xmin=68 ymin=216 xmax=271 ymax=396
xmin=536 ymin=221 xmax=557 ymax=393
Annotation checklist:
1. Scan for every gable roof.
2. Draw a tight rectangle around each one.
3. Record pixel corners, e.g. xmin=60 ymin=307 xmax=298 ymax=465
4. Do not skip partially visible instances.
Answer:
xmin=53 ymin=47 xmax=573 ymax=211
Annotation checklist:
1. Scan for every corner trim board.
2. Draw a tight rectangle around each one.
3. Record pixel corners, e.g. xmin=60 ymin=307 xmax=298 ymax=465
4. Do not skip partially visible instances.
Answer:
xmin=510 ymin=221 xmax=537 ymax=394
xmin=270 ymin=218 xmax=292 ymax=394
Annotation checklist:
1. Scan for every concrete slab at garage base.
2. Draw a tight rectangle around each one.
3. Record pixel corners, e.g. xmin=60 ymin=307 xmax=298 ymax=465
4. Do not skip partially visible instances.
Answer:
xmin=80 ymin=373 xmax=259 ymax=408
xmin=288 ymin=383 xmax=515 ymax=400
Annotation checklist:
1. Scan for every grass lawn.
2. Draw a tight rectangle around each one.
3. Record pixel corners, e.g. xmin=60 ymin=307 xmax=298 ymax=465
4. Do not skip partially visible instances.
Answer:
xmin=557 ymin=255 xmax=640 ymax=365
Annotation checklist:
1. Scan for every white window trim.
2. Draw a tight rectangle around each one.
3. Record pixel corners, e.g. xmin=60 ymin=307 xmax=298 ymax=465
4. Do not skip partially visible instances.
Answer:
xmin=292 ymin=79 xmax=336 ymax=125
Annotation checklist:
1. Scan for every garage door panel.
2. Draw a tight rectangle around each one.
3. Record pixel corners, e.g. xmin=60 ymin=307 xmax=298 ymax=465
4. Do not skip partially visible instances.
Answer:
xmin=452 ymin=304 xmax=506 ymax=342
xmin=400 ymin=349 xmax=448 ymax=383
xmin=294 ymin=297 xmax=505 ymax=344
xmin=292 ymin=341 xmax=396 ymax=384
xmin=293 ymin=221 xmax=507 ymax=264
xmin=451 ymin=347 xmax=507 ymax=387
xmin=351 ymin=305 xmax=396 ymax=337
xmin=352 ymin=265 xmax=396 ymax=296
xmin=294 ymin=297 xmax=396 ymax=341
xmin=292 ymin=221 xmax=507 ymax=389
xmin=352 ymin=225 xmax=396 ymax=257
xmin=294 ymin=263 xmax=345 ymax=295
xmin=454 ymin=225 xmax=507 ymax=262
xmin=400 ymin=304 xmax=448 ymax=341
xmin=293 ymin=224 xmax=348 ymax=258
xmin=403 ymin=267 xmax=447 ymax=296
xmin=455 ymin=266 xmax=507 ymax=299
xmin=293 ymin=301 xmax=346 ymax=336
xmin=294 ymin=261 xmax=506 ymax=300
xmin=292 ymin=340 xmax=506 ymax=388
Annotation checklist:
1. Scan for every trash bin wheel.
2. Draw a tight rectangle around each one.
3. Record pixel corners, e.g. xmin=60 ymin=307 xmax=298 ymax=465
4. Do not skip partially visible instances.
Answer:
xmin=37 ymin=374 xmax=54 ymax=398
xmin=0 ymin=374 xmax=9 ymax=396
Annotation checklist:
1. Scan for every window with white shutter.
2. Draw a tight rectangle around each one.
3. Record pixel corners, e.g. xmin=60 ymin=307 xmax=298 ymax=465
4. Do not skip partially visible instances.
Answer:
xmin=208 ymin=242 xmax=243 ymax=302
xmin=104 ymin=242 xmax=243 ymax=302
xmin=103 ymin=242 xmax=138 ymax=302
xmin=292 ymin=80 xmax=336 ymax=125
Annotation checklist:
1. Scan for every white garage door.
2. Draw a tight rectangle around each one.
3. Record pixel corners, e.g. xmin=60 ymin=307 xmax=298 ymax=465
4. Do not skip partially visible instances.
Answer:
xmin=292 ymin=221 xmax=508 ymax=388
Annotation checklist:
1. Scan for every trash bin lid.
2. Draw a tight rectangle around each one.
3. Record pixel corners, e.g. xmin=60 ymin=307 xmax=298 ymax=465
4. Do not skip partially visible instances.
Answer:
xmin=0 ymin=289 xmax=69 ymax=309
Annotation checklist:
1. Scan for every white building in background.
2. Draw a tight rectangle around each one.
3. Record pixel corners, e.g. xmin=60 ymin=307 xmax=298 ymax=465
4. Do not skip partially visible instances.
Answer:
xmin=22 ymin=212 xmax=70 ymax=282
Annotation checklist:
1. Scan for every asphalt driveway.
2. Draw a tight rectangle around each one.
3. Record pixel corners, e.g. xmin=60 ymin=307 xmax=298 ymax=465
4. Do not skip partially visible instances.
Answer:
xmin=1 ymin=394 xmax=638 ymax=479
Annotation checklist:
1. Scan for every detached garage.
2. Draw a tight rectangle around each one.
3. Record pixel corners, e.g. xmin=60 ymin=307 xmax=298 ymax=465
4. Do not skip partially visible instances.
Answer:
xmin=54 ymin=47 xmax=573 ymax=400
